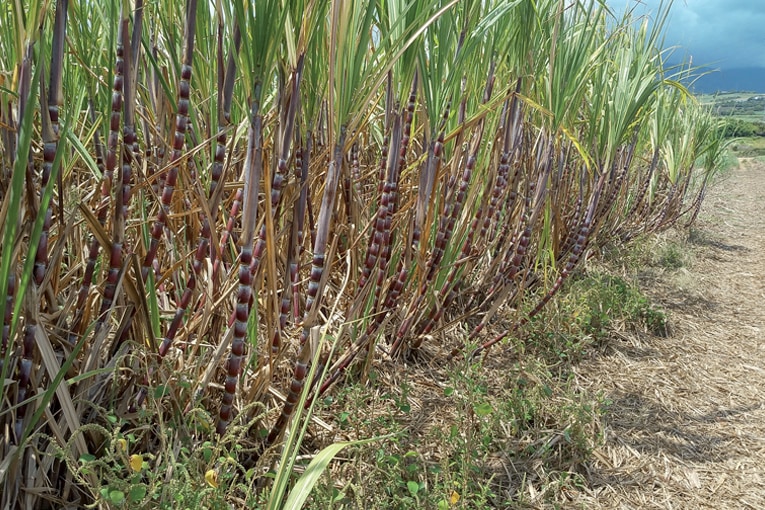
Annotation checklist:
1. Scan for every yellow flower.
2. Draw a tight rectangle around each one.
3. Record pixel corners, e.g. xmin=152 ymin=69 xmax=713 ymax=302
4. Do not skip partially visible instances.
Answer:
xmin=117 ymin=438 xmax=127 ymax=452
xmin=450 ymin=490 xmax=460 ymax=505
xmin=129 ymin=454 xmax=143 ymax=472
xmin=205 ymin=469 xmax=219 ymax=488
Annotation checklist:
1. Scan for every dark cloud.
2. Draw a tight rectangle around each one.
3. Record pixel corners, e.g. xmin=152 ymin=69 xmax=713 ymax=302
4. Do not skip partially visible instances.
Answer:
xmin=610 ymin=0 xmax=765 ymax=69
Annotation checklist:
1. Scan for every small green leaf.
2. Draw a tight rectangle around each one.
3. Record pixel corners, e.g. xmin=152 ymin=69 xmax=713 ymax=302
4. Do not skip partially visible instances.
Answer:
xmin=474 ymin=403 xmax=493 ymax=417
xmin=153 ymin=384 xmax=168 ymax=398
xmin=109 ymin=490 xmax=125 ymax=504
xmin=443 ymin=387 xmax=454 ymax=396
xmin=129 ymin=485 xmax=147 ymax=502
xmin=407 ymin=480 xmax=419 ymax=497
xmin=79 ymin=453 xmax=96 ymax=463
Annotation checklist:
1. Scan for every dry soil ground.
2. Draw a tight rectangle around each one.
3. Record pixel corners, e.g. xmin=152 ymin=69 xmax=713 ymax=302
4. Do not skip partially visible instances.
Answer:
xmin=571 ymin=160 xmax=765 ymax=509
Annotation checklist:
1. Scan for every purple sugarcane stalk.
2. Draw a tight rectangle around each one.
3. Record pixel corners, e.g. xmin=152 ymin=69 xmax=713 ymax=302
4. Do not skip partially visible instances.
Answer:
xmin=414 ymin=102 xmax=450 ymax=251
xmin=625 ymin=147 xmax=660 ymax=220
xmin=470 ymin=173 xmax=606 ymax=359
xmin=97 ymin=0 xmax=144 ymax=354
xmin=68 ymin=112 xmax=108 ymax=342
xmin=212 ymin=188 xmax=243 ymax=281
xmin=390 ymin=68 xmax=495 ymax=355
xmin=34 ymin=0 xmax=67 ymax=287
xmin=246 ymin=56 xmax=304 ymax=354
xmin=216 ymin=100 xmax=263 ymax=435
xmin=10 ymin=41 xmax=34 ymax=443
xmin=377 ymin=74 xmax=417 ymax=266
xmin=311 ymin=262 xmax=409 ymax=401
xmin=15 ymin=326 xmax=34 ymax=441
xmin=358 ymin=118 xmax=398 ymax=291
xmin=289 ymin=131 xmax=311 ymax=320
xmin=339 ymin=264 xmax=409 ymax=379
xmin=93 ymin=9 xmax=128 ymax=333
xmin=560 ymin=167 xmax=587 ymax=256
xmin=265 ymin=130 xmax=346 ymax=446
xmin=210 ymin=24 xmax=241 ymax=217
xmin=368 ymin=79 xmax=417 ymax=318
xmin=486 ymin=163 xmax=538 ymax=298
xmin=123 ymin=0 xmax=198 ymax=410
xmin=389 ymin=153 xmax=480 ymax=356
xmin=410 ymin=209 xmax=482 ymax=348
xmin=683 ymin=173 xmax=709 ymax=228
xmin=0 ymin=274 xmax=14 ymax=373
xmin=141 ymin=0 xmax=198 ymax=282
xmin=135 ymin=22 xmax=244 ymax=411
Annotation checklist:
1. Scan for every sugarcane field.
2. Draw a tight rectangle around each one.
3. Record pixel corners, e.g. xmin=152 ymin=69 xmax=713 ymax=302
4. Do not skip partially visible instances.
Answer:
xmin=1 ymin=0 xmax=764 ymax=508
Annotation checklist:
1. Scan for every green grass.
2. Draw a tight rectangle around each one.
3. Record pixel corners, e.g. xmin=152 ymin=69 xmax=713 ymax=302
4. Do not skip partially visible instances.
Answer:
xmin=698 ymin=92 xmax=765 ymax=158
xmin=296 ymin=268 xmax=667 ymax=508
xmin=728 ymin=114 xmax=765 ymax=123
xmin=716 ymin=149 xmax=741 ymax=173
xmin=728 ymin=137 xmax=765 ymax=158
xmin=304 ymin=361 xmax=602 ymax=508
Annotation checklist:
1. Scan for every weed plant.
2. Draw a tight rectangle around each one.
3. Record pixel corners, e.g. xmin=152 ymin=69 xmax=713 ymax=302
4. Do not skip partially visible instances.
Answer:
xmin=302 ymin=267 xmax=672 ymax=507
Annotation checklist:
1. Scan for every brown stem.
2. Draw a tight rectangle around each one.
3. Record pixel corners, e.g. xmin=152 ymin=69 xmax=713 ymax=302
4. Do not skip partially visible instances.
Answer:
xmin=266 ymin=131 xmax=346 ymax=446
xmin=141 ymin=0 xmax=198 ymax=282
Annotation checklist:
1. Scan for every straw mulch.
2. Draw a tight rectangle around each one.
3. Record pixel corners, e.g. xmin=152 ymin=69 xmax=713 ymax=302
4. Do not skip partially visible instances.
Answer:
xmin=567 ymin=160 xmax=765 ymax=509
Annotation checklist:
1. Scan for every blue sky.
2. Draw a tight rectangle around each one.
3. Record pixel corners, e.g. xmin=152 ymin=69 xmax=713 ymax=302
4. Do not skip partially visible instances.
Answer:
xmin=608 ymin=0 xmax=765 ymax=70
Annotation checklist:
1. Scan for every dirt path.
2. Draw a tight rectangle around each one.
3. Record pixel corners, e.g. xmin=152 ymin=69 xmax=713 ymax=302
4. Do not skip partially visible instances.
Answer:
xmin=571 ymin=160 xmax=765 ymax=509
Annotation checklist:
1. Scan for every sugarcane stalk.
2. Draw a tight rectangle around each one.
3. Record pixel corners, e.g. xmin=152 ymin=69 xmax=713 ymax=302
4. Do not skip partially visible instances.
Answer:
xmin=216 ymin=82 xmax=264 ymax=434
xmin=266 ymin=129 xmax=346 ymax=446
xmin=210 ymin=23 xmax=241 ymax=217
xmin=34 ymin=0 xmax=68 ymax=288
xmin=246 ymin=55 xmax=303 ymax=354
xmin=470 ymin=172 xmax=606 ymax=359
xmin=414 ymin=101 xmax=450 ymax=251
xmin=358 ymin=122 xmax=395 ymax=291
xmin=289 ymin=130 xmax=311 ymax=319
xmin=141 ymin=0 xmax=198 ymax=282
xmin=94 ymin=7 xmax=128 ymax=333
xmin=133 ymin=16 xmax=242 ymax=411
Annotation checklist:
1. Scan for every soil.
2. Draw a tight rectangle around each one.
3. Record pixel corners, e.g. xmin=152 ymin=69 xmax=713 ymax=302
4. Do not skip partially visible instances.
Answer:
xmin=570 ymin=160 xmax=765 ymax=508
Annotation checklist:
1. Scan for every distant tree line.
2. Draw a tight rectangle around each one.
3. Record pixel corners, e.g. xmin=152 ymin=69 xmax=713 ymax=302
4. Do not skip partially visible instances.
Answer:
xmin=714 ymin=96 xmax=765 ymax=118
xmin=720 ymin=118 xmax=765 ymax=138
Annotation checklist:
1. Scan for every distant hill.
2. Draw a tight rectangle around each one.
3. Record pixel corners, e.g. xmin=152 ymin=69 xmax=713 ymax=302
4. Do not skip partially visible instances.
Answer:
xmin=686 ymin=67 xmax=765 ymax=95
